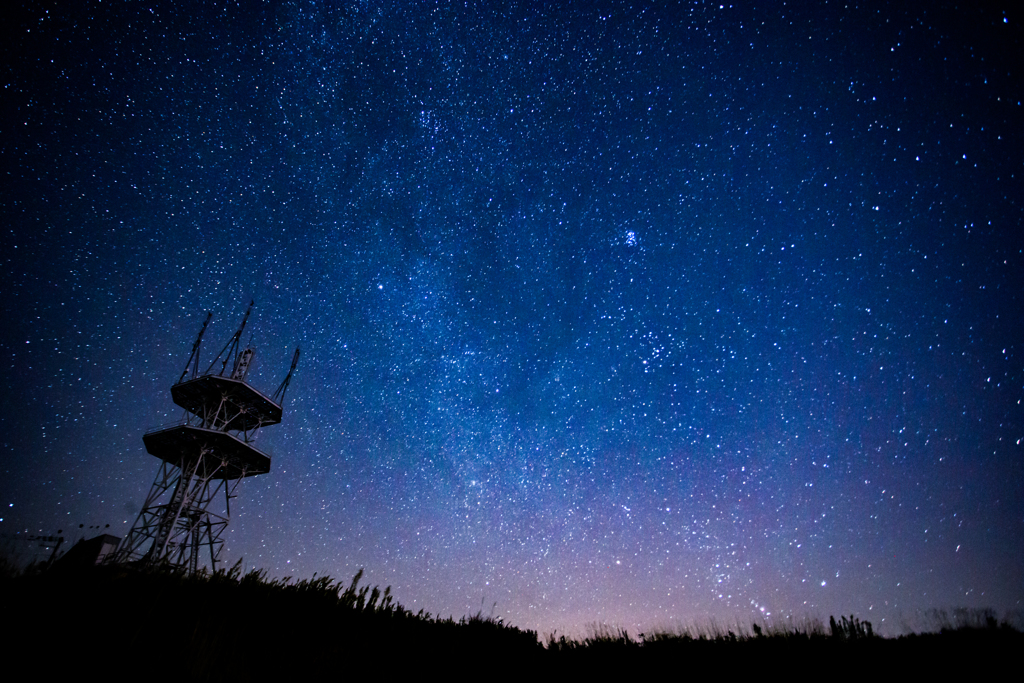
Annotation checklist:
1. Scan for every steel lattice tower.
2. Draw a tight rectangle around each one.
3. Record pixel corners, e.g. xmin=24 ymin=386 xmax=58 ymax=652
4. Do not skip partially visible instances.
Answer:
xmin=115 ymin=302 xmax=299 ymax=573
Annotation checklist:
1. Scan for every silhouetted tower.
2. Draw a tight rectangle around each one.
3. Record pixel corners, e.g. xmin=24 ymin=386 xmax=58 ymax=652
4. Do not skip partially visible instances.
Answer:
xmin=116 ymin=302 xmax=300 ymax=573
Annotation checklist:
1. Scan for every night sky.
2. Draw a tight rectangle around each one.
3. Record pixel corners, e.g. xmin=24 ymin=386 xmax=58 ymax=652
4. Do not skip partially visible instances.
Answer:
xmin=2 ymin=1 xmax=1022 ymax=637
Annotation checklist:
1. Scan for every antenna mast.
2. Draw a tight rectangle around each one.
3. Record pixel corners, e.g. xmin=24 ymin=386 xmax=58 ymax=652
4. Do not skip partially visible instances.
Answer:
xmin=114 ymin=303 xmax=299 ymax=573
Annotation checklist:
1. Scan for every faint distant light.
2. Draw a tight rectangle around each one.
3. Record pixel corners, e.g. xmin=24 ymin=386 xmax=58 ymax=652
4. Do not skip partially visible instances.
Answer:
xmin=821 ymin=580 xmax=827 ymax=586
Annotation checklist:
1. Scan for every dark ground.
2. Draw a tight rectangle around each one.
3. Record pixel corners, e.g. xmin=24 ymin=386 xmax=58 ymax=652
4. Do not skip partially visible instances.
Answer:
xmin=1 ymin=564 xmax=1017 ymax=679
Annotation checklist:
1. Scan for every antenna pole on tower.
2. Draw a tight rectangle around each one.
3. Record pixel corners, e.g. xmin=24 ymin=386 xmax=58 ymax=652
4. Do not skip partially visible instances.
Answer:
xmin=178 ymin=312 xmax=213 ymax=384
xmin=202 ymin=300 xmax=254 ymax=377
xmin=272 ymin=348 xmax=301 ymax=405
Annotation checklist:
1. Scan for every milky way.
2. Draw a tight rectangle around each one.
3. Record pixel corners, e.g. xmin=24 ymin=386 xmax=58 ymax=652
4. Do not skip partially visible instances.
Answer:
xmin=2 ymin=1 xmax=1021 ymax=636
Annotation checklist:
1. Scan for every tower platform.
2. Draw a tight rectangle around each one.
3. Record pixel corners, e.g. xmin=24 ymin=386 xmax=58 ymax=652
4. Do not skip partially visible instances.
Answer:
xmin=171 ymin=375 xmax=283 ymax=431
xmin=142 ymin=424 xmax=271 ymax=479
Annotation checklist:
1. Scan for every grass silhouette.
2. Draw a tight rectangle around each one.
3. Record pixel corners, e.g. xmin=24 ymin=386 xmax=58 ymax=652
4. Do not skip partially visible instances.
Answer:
xmin=1 ymin=559 xmax=1019 ymax=679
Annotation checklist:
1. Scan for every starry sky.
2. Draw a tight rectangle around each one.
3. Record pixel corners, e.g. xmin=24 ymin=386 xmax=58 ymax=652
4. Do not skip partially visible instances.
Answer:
xmin=2 ymin=1 xmax=1022 ymax=636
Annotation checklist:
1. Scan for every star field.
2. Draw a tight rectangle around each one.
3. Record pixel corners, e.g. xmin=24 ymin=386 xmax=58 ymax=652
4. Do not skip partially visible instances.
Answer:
xmin=1 ymin=1 xmax=1021 ymax=637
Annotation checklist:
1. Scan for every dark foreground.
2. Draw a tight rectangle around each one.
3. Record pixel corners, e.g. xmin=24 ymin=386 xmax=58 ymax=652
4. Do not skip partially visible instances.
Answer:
xmin=1 ymin=563 xmax=1018 ymax=680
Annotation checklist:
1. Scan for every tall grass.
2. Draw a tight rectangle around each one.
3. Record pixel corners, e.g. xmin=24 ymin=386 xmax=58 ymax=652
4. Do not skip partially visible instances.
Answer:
xmin=1 ymin=557 xmax=1020 ymax=678
xmin=900 ymin=607 xmax=1023 ymax=634
xmin=0 ymin=557 xmax=540 ymax=679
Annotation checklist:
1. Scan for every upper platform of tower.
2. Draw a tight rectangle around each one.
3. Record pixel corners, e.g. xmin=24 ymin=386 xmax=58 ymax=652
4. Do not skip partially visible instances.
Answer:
xmin=171 ymin=301 xmax=300 ymax=435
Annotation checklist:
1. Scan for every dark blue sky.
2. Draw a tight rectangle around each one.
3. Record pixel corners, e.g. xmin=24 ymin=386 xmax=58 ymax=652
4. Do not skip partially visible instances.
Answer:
xmin=2 ymin=1 xmax=1021 ymax=636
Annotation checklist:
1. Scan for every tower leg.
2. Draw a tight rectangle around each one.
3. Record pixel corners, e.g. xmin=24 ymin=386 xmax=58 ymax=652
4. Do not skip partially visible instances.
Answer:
xmin=113 ymin=455 xmax=238 ymax=573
